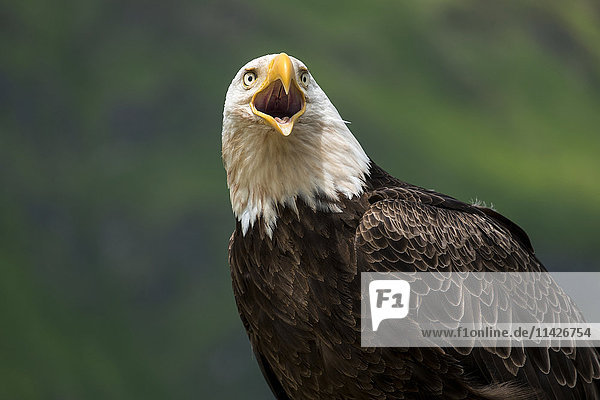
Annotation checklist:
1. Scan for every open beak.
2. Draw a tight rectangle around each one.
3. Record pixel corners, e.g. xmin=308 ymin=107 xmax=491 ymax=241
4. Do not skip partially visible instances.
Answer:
xmin=251 ymin=53 xmax=306 ymax=136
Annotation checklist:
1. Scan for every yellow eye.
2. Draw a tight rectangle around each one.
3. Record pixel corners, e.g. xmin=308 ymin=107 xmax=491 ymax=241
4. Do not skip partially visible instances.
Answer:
xmin=300 ymin=71 xmax=310 ymax=86
xmin=243 ymin=71 xmax=257 ymax=88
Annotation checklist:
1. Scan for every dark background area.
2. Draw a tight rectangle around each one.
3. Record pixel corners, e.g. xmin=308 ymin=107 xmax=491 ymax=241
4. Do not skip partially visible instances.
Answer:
xmin=2 ymin=0 xmax=599 ymax=398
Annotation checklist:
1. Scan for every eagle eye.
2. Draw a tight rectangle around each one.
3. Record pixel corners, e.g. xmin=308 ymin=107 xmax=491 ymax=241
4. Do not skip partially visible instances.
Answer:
xmin=300 ymin=71 xmax=309 ymax=87
xmin=243 ymin=71 xmax=257 ymax=88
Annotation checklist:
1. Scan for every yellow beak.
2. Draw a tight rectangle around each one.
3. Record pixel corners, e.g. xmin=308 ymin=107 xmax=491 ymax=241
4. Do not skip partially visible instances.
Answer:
xmin=267 ymin=53 xmax=294 ymax=94
xmin=251 ymin=53 xmax=306 ymax=136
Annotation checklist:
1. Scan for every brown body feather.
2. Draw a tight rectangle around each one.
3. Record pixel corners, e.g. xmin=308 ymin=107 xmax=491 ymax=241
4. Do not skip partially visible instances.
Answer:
xmin=229 ymin=163 xmax=600 ymax=399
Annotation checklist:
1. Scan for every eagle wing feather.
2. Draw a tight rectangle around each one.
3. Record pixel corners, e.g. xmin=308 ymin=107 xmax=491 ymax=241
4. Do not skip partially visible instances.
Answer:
xmin=354 ymin=188 xmax=600 ymax=398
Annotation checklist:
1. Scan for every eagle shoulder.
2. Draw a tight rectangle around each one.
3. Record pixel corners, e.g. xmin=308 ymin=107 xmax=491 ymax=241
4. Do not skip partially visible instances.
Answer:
xmin=355 ymin=185 xmax=539 ymax=274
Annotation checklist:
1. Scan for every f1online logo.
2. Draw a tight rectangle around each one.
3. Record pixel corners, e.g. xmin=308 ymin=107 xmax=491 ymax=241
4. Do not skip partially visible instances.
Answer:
xmin=369 ymin=280 xmax=411 ymax=331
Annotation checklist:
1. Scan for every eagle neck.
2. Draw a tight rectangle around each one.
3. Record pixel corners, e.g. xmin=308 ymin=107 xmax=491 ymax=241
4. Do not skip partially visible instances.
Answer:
xmin=223 ymin=121 xmax=370 ymax=238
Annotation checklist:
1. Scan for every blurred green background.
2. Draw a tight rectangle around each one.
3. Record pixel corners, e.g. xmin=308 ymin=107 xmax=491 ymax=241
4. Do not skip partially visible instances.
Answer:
xmin=2 ymin=0 xmax=599 ymax=398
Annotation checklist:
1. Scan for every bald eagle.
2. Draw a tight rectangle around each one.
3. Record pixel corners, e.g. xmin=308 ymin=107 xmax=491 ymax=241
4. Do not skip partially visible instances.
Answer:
xmin=222 ymin=53 xmax=600 ymax=399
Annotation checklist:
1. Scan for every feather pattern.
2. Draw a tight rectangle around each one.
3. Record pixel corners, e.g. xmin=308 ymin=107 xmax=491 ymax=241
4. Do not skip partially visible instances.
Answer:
xmin=229 ymin=163 xmax=600 ymax=399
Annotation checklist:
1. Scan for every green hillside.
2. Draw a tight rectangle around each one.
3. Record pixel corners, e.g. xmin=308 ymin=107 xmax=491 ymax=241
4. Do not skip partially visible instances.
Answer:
xmin=2 ymin=0 xmax=599 ymax=398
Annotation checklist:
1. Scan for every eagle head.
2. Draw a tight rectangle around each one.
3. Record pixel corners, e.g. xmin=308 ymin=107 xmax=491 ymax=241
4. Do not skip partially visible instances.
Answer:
xmin=222 ymin=53 xmax=370 ymax=236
